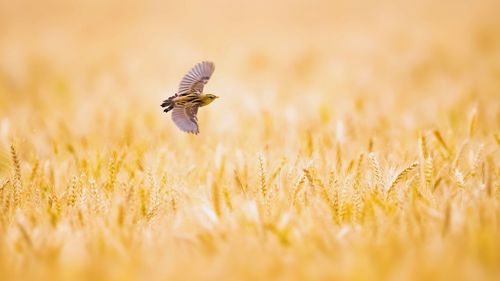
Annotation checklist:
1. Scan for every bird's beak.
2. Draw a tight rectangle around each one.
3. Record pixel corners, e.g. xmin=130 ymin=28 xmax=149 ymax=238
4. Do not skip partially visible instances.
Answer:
xmin=215 ymin=96 xmax=219 ymax=99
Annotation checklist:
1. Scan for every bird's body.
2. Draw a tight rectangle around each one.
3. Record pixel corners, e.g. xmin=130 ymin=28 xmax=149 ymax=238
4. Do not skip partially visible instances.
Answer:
xmin=161 ymin=61 xmax=218 ymax=134
xmin=165 ymin=93 xmax=217 ymax=108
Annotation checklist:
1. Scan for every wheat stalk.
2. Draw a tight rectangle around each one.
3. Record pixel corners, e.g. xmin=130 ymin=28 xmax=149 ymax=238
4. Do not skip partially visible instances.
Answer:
xmin=419 ymin=131 xmax=429 ymax=159
xmin=291 ymin=174 xmax=306 ymax=208
xmin=258 ymin=154 xmax=267 ymax=199
xmin=369 ymin=152 xmax=382 ymax=190
xmin=424 ymin=157 xmax=434 ymax=187
xmin=468 ymin=107 xmax=478 ymax=138
xmin=336 ymin=142 xmax=343 ymax=173
xmin=10 ymin=144 xmax=22 ymax=208
xmin=433 ymin=130 xmax=450 ymax=155
xmin=268 ymin=157 xmax=286 ymax=187
xmin=211 ymin=175 xmax=222 ymax=218
xmin=387 ymin=161 xmax=419 ymax=197
xmin=494 ymin=133 xmax=500 ymax=146
xmin=353 ymin=153 xmax=364 ymax=190
xmin=233 ymin=168 xmax=248 ymax=194
xmin=467 ymin=144 xmax=484 ymax=178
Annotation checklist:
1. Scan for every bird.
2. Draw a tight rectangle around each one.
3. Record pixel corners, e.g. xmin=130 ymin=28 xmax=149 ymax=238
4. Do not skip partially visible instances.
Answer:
xmin=161 ymin=61 xmax=218 ymax=134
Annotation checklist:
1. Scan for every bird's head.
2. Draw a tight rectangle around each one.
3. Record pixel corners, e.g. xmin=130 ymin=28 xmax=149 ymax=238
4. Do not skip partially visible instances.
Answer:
xmin=202 ymin=93 xmax=219 ymax=105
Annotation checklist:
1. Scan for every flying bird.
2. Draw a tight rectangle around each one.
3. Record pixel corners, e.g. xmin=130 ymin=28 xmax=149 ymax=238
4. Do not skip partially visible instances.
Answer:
xmin=161 ymin=61 xmax=218 ymax=134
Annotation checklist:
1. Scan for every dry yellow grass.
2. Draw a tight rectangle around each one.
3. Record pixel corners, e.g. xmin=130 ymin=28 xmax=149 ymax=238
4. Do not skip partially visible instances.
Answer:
xmin=0 ymin=0 xmax=499 ymax=280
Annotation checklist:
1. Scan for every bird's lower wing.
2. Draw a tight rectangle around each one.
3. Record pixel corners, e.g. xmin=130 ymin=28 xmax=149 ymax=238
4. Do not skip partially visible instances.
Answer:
xmin=171 ymin=104 xmax=199 ymax=134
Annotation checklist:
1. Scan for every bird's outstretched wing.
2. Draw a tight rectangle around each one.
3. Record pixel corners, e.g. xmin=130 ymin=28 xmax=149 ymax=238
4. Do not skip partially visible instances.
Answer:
xmin=178 ymin=61 xmax=215 ymax=96
xmin=171 ymin=103 xmax=200 ymax=134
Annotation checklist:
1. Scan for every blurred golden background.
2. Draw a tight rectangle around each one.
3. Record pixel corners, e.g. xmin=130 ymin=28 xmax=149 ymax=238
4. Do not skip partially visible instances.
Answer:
xmin=0 ymin=0 xmax=499 ymax=280
xmin=1 ymin=0 xmax=499 ymax=153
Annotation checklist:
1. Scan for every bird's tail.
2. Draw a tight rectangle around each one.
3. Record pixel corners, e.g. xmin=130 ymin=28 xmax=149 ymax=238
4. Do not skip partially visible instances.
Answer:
xmin=161 ymin=94 xmax=177 ymax=113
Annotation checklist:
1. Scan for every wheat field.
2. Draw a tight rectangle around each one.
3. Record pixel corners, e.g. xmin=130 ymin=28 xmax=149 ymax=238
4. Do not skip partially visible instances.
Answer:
xmin=0 ymin=0 xmax=499 ymax=280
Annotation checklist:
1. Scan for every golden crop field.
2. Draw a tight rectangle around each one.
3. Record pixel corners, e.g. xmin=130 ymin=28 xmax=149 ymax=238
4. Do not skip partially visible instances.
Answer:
xmin=0 ymin=0 xmax=499 ymax=280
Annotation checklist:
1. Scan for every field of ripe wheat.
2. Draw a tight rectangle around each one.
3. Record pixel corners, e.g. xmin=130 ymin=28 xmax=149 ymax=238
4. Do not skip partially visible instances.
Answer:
xmin=0 ymin=0 xmax=499 ymax=280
